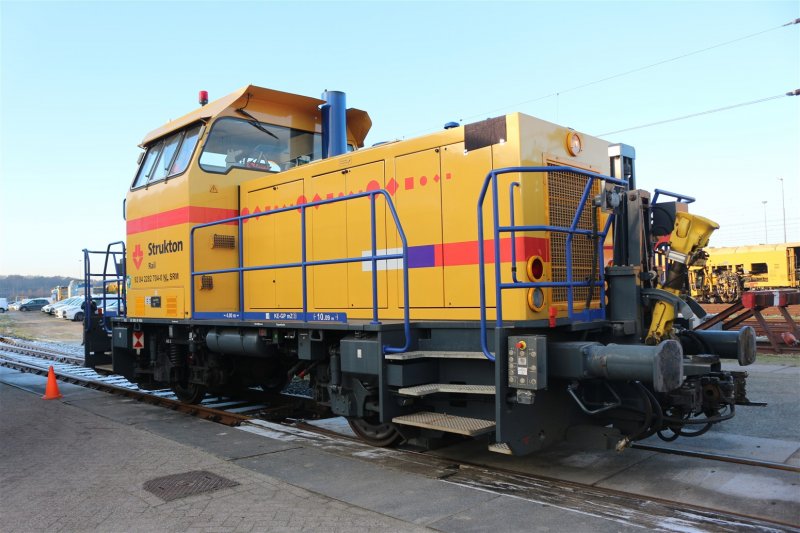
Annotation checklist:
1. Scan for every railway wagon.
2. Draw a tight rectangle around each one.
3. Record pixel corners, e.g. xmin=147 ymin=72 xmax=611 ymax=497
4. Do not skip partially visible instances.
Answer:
xmin=84 ymin=85 xmax=757 ymax=456
xmin=689 ymin=242 xmax=800 ymax=303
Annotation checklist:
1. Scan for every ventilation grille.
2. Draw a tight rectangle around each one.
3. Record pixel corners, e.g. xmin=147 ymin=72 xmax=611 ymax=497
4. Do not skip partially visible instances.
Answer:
xmin=201 ymin=275 xmax=214 ymax=290
xmin=135 ymin=297 xmax=145 ymax=316
xmin=166 ymin=296 xmax=178 ymax=317
xmin=547 ymin=166 xmax=600 ymax=305
xmin=212 ymin=234 xmax=236 ymax=249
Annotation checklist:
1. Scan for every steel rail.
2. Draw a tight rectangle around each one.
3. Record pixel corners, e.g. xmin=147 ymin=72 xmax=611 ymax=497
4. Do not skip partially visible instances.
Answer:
xmin=631 ymin=442 xmax=800 ymax=473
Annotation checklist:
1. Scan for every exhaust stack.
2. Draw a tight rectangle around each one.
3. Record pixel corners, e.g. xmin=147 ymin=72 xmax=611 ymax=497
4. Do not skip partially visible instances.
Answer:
xmin=321 ymin=90 xmax=347 ymax=158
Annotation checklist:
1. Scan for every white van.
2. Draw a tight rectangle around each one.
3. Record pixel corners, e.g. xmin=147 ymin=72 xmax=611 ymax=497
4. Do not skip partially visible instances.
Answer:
xmin=0 ymin=298 xmax=8 ymax=313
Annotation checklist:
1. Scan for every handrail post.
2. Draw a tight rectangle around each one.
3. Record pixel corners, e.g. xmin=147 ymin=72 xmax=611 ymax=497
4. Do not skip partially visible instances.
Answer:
xmin=301 ymin=205 xmax=308 ymax=321
xmin=190 ymin=227 xmax=196 ymax=318
xmin=477 ymin=171 xmax=496 ymax=362
xmin=509 ymin=182 xmax=521 ymax=283
xmin=239 ymin=216 xmax=245 ymax=318
xmin=370 ymin=193 xmax=380 ymax=325
xmin=491 ymin=171 xmax=503 ymax=330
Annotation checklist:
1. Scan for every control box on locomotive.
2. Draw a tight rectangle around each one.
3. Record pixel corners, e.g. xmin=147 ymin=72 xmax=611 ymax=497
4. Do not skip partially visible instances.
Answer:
xmin=83 ymin=85 xmax=757 ymax=456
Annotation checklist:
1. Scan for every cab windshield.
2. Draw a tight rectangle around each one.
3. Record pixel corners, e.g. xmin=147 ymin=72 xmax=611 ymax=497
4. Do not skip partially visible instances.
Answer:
xmin=199 ymin=117 xmax=322 ymax=174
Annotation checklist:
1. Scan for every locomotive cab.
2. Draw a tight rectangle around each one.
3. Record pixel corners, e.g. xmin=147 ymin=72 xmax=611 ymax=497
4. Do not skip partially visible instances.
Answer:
xmin=125 ymin=86 xmax=370 ymax=321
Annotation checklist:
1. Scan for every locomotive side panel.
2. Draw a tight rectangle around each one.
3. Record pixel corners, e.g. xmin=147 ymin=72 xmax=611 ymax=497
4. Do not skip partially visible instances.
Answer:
xmin=342 ymin=161 xmax=388 ymax=309
xmin=441 ymin=142 xmax=495 ymax=308
xmin=395 ymin=148 xmax=445 ymax=308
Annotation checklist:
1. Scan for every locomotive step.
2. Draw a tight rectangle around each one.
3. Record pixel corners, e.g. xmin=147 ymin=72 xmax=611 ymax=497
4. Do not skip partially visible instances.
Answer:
xmin=488 ymin=442 xmax=513 ymax=455
xmin=397 ymin=384 xmax=495 ymax=396
xmin=392 ymin=411 xmax=496 ymax=436
xmin=385 ymin=351 xmax=488 ymax=361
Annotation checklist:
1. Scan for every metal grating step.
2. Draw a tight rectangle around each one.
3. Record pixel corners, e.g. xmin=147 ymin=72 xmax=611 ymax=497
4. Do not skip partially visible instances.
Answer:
xmin=488 ymin=442 xmax=513 ymax=455
xmin=392 ymin=411 xmax=496 ymax=436
xmin=385 ymin=351 xmax=488 ymax=361
xmin=398 ymin=384 xmax=495 ymax=396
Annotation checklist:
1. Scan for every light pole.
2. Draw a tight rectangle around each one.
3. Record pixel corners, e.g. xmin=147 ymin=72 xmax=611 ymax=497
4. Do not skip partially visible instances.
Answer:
xmin=761 ymin=201 xmax=768 ymax=244
xmin=778 ymin=178 xmax=787 ymax=243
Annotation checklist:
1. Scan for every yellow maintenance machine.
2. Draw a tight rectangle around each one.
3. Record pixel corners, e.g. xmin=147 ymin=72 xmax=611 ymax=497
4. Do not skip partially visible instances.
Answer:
xmin=689 ymin=242 xmax=800 ymax=303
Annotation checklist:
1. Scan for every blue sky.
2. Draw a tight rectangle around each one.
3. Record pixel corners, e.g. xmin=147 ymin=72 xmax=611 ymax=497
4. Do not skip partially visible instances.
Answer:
xmin=1 ymin=1 xmax=798 ymax=276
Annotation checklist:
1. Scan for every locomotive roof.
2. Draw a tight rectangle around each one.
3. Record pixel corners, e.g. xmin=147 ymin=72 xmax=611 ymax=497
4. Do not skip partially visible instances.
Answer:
xmin=140 ymin=85 xmax=346 ymax=147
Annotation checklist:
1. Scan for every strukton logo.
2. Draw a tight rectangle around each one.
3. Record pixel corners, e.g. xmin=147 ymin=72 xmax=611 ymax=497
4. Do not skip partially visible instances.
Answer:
xmin=148 ymin=239 xmax=184 ymax=255
xmin=133 ymin=244 xmax=144 ymax=270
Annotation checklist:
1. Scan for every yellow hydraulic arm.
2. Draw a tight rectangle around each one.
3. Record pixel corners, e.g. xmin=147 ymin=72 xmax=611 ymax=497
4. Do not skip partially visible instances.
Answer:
xmin=646 ymin=212 xmax=719 ymax=345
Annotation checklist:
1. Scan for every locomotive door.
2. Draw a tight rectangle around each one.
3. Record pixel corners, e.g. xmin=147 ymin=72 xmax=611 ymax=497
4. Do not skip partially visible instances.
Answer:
xmin=310 ymin=161 xmax=387 ymax=311
xmin=244 ymin=179 xmax=304 ymax=310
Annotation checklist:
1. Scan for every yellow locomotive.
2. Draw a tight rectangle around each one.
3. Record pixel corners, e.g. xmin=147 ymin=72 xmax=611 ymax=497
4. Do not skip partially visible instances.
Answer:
xmin=83 ymin=85 xmax=757 ymax=455
xmin=689 ymin=243 xmax=800 ymax=303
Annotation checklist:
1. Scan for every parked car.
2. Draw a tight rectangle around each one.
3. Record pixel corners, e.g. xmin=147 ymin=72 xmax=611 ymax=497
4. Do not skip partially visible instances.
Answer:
xmin=60 ymin=297 xmax=112 ymax=321
xmin=9 ymin=300 xmax=24 ymax=311
xmin=0 ymin=298 xmax=8 ymax=313
xmin=99 ymin=298 xmax=123 ymax=317
xmin=19 ymin=298 xmax=51 ymax=311
xmin=44 ymin=297 xmax=83 ymax=315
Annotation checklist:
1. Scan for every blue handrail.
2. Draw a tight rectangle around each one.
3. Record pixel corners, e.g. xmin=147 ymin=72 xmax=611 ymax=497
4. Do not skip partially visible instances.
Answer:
xmin=652 ymin=189 xmax=695 ymax=204
xmin=82 ymin=241 xmax=126 ymax=334
xmin=477 ymin=166 xmax=628 ymax=361
xmin=189 ymin=189 xmax=411 ymax=354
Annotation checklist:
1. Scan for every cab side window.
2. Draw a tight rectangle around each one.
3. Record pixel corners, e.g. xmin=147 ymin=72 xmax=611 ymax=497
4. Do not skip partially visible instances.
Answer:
xmin=133 ymin=144 xmax=162 ymax=189
xmin=131 ymin=123 xmax=202 ymax=190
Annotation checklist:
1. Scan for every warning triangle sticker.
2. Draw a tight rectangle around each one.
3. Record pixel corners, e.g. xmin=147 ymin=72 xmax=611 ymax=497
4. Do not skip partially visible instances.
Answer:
xmin=210 ymin=185 xmax=218 ymax=193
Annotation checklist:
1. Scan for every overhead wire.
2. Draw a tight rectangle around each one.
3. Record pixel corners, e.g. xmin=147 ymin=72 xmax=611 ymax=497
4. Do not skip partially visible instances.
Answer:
xmin=596 ymin=90 xmax=798 ymax=136
xmin=451 ymin=18 xmax=799 ymax=126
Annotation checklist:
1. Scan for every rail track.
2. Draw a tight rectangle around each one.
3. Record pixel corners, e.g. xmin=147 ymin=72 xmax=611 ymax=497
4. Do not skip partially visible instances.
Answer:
xmin=0 ymin=336 xmax=276 ymax=426
xmin=1 ymin=336 xmax=798 ymax=531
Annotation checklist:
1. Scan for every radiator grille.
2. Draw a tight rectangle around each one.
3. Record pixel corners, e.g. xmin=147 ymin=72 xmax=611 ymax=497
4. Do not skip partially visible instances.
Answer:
xmin=547 ymin=167 xmax=601 ymax=306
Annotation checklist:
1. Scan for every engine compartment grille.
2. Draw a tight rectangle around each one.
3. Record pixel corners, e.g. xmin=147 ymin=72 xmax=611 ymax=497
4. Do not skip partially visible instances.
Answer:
xmin=547 ymin=166 xmax=601 ymax=306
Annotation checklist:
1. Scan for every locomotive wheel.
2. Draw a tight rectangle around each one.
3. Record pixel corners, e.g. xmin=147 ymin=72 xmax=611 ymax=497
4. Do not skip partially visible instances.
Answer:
xmin=348 ymin=416 xmax=401 ymax=447
xmin=172 ymin=383 xmax=207 ymax=404
xmin=716 ymin=271 xmax=741 ymax=303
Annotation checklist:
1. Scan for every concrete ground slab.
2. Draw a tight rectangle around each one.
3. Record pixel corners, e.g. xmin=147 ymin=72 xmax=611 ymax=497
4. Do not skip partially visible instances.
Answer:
xmin=722 ymin=362 xmax=800 ymax=374
xmin=641 ymin=431 xmax=800 ymax=463
xmin=137 ymin=416 xmax=302 ymax=460
xmin=596 ymin=453 xmax=800 ymax=525
xmin=234 ymin=446 xmax=496 ymax=526
xmin=428 ymin=490 xmax=642 ymax=533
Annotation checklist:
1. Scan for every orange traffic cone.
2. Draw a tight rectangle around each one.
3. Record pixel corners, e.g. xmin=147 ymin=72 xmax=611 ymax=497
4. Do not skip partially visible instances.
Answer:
xmin=42 ymin=366 xmax=62 ymax=400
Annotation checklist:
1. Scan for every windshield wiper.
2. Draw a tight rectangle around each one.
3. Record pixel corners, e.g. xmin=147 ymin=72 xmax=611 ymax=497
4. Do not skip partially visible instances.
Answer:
xmin=235 ymin=107 xmax=279 ymax=140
